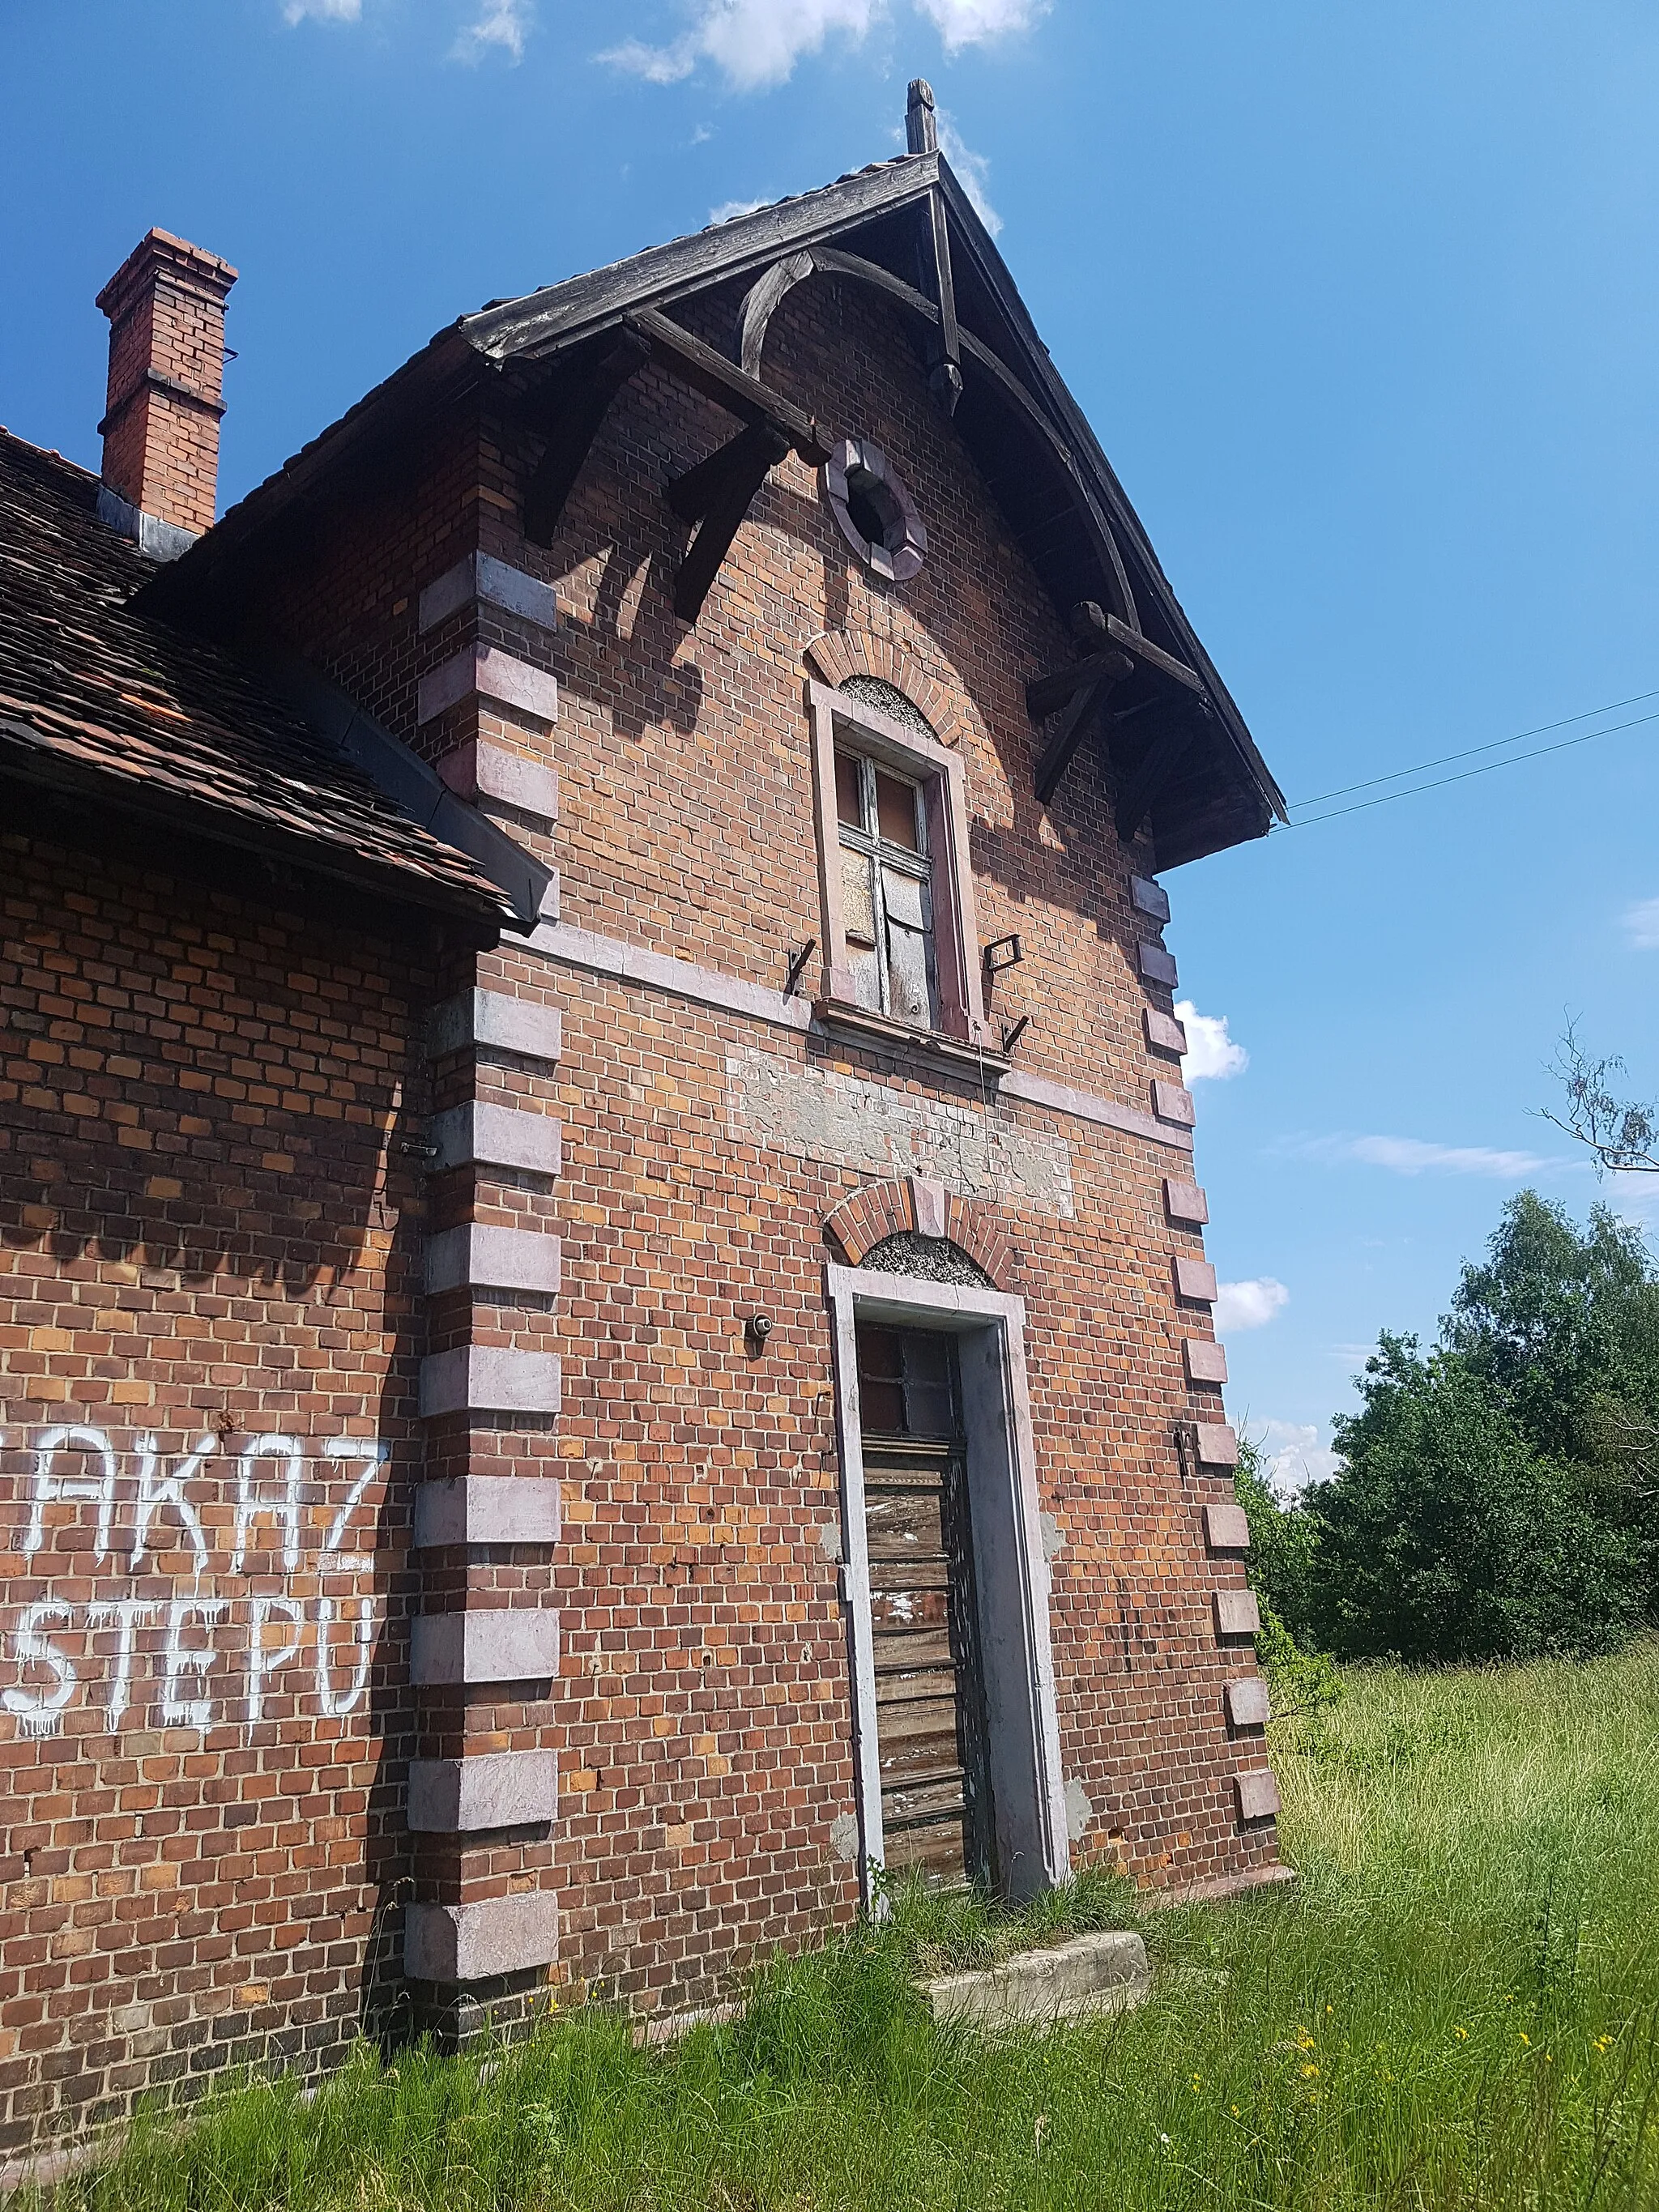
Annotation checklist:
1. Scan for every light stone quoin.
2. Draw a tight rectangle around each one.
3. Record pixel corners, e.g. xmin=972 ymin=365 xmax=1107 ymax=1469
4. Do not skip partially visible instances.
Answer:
xmin=417 ymin=1347 xmax=561 ymax=1420
xmin=407 ymin=1750 xmax=558 ymax=1832
xmin=428 ymin=1103 xmax=562 ymax=1178
xmin=427 ymin=989 xmax=563 ymax=1064
xmin=424 ymin=1224 xmax=562 ymax=1298
xmin=413 ymin=1477 xmax=562 ymax=1548
xmin=404 ymin=1894 xmax=560 ymax=1983
xmin=410 ymin=1609 xmax=561 ymax=1685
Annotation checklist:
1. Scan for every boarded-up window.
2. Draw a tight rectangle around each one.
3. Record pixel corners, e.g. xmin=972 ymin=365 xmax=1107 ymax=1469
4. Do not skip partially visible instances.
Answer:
xmin=834 ymin=751 xmax=937 ymax=1027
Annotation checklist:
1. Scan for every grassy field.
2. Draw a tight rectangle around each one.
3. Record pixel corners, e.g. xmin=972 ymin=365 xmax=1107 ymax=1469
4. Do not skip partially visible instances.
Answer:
xmin=44 ymin=1643 xmax=1659 ymax=2210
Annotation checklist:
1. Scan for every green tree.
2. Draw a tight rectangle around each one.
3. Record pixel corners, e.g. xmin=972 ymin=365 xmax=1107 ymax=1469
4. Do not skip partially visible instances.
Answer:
xmin=1308 ymin=1326 xmax=1644 ymax=1664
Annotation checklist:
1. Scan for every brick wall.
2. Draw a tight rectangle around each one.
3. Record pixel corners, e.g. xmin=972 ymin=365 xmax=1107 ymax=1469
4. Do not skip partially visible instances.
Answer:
xmin=0 ymin=829 xmax=433 ymax=2158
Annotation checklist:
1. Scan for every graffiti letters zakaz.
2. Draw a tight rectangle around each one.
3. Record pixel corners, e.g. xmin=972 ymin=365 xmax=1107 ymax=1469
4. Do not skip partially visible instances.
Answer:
xmin=2 ymin=1426 xmax=387 ymax=1741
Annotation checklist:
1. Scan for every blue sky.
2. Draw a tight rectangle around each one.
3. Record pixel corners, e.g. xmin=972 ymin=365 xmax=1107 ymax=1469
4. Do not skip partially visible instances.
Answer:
xmin=8 ymin=0 xmax=1659 ymax=1486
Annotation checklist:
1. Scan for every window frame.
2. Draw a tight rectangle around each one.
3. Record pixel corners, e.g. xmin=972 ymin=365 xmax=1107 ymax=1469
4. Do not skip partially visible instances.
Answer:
xmin=806 ymin=679 xmax=994 ymax=1049
xmin=834 ymin=751 xmax=937 ymax=1026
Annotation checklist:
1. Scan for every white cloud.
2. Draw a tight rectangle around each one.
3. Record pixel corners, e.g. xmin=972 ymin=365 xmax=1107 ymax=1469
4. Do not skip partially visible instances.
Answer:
xmin=934 ymin=113 xmax=1000 ymax=233
xmin=1175 ymin=999 xmax=1247 ymax=1083
xmin=1294 ymin=1133 xmax=1550 ymax=1178
xmin=1625 ymin=897 xmax=1659 ymax=949
xmin=283 ymin=0 xmax=360 ymax=19
xmin=1214 ymin=1277 xmax=1290 ymax=1332
xmin=917 ymin=0 xmax=1047 ymax=41
xmin=452 ymin=0 xmax=532 ymax=60
xmin=1252 ymin=1419 xmax=1341 ymax=1495
xmin=600 ymin=0 xmax=1039 ymax=92
xmin=709 ymin=196 xmax=770 ymax=223
xmin=601 ymin=0 xmax=876 ymax=90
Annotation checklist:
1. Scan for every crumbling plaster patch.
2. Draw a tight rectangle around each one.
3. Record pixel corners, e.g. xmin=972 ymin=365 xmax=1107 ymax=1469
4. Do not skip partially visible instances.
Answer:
xmin=725 ymin=1049 xmax=1075 ymax=1216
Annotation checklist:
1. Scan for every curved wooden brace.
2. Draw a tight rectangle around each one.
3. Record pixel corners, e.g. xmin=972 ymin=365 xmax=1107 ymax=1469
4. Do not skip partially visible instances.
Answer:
xmin=737 ymin=250 xmax=815 ymax=380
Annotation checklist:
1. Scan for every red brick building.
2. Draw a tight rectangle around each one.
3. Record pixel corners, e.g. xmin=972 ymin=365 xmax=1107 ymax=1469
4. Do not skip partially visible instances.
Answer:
xmin=0 ymin=84 xmax=1287 ymax=2162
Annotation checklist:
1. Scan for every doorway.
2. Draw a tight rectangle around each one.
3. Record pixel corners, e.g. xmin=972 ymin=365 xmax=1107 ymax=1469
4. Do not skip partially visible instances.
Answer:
xmin=826 ymin=1264 xmax=1069 ymax=1906
xmin=855 ymin=1321 xmax=992 ymax=1888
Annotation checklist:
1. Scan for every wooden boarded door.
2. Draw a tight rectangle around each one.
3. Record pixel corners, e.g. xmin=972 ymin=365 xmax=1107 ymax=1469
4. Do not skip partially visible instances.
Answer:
xmin=855 ymin=1321 xmax=992 ymax=1888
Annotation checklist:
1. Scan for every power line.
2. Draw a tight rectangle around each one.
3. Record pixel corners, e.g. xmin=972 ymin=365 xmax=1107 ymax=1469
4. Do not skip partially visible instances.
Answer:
xmin=1277 ymin=706 xmax=1659 ymax=829
xmin=1286 ymin=686 xmax=1659 ymax=809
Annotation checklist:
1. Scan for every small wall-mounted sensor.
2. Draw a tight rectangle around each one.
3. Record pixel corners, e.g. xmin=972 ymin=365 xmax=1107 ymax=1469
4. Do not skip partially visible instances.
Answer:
xmin=745 ymin=1313 xmax=774 ymax=1349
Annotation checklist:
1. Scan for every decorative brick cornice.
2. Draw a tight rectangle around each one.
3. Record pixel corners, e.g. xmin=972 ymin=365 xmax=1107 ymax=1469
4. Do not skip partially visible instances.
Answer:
xmin=803 ymin=629 xmax=975 ymax=752
xmin=821 ymin=1176 xmax=1017 ymax=1289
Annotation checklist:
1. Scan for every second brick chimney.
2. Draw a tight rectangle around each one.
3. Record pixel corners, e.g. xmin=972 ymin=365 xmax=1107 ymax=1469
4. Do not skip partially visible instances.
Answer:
xmin=96 ymin=228 xmax=237 ymax=557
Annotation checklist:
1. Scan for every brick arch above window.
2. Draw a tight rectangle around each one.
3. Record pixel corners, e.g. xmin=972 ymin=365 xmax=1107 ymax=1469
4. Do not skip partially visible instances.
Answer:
xmin=803 ymin=630 xmax=977 ymax=754
xmin=822 ymin=1177 xmax=1017 ymax=1292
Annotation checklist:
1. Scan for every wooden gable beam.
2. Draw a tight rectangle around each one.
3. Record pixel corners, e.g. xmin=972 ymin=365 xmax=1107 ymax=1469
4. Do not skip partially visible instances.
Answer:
xmin=1034 ymin=647 xmax=1134 ymax=803
xmin=906 ymin=87 xmax=963 ymax=420
xmin=628 ymin=309 xmax=831 ymax=465
xmin=523 ymin=329 xmax=650 ymax=548
xmin=1026 ymin=614 xmax=1206 ymax=722
xmin=1114 ymin=708 xmax=1209 ymax=846
xmin=666 ymin=420 xmax=792 ymax=623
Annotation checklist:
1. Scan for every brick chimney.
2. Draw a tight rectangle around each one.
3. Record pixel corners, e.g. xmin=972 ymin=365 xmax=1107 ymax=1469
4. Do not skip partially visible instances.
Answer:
xmin=96 ymin=228 xmax=237 ymax=558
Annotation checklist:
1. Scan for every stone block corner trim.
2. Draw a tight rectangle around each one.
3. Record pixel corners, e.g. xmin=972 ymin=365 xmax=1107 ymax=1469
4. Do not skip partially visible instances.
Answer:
xmin=1203 ymin=1500 xmax=1251 ymax=1552
xmin=435 ymin=738 xmax=560 ymax=823
xmin=1131 ymin=874 xmax=1171 ymax=923
xmin=1226 ymin=1677 xmax=1271 ymax=1729
xmin=1184 ymin=1337 xmax=1228 ymax=1387
xmin=414 ymin=1475 xmax=562 ymax=1548
xmin=410 ymin=1607 xmax=561 ymax=1685
xmin=418 ymin=645 xmax=559 ymax=731
xmin=427 ymin=988 xmax=563 ymax=1065
xmin=1173 ymin=1255 xmax=1218 ymax=1304
xmin=1213 ymin=1588 xmax=1262 ymax=1639
xmin=1194 ymin=1421 xmax=1239 ymax=1468
xmin=429 ymin=1102 xmax=562 ymax=1177
xmin=1151 ymin=1080 xmax=1196 ymax=1128
xmin=1234 ymin=1767 xmax=1282 ymax=1823
xmin=1137 ymin=940 xmax=1179 ymax=988
xmin=1145 ymin=1007 xmax=1188 ymax=1056
xmin=404 ymin=1892 xmax=560 ymax=1984
xmin=407 ymin=1749 xmax=558 ymax=1832
xmin=418 ymin=1347 xmax=562 ymax=1420
xmin=425 ymin=1222 xmax=562 ymax=1298
xmin=418 ymin=551 xmax=560 ymax=636
xmin=1163 ymin=1177 xmax=1208 ymax=1224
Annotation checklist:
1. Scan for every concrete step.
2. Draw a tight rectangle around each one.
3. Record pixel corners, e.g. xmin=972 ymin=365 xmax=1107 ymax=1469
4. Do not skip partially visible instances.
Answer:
xmin=921 ymin=1930 xmax=1151 ymax=2030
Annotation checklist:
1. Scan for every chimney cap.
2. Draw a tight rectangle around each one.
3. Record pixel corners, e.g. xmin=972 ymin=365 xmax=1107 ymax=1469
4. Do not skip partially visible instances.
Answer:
xmin=96 ymin=228 xmax=238 ymax=322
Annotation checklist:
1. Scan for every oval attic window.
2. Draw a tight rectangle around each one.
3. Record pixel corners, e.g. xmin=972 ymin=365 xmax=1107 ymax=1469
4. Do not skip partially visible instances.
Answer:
xmin=824 ymin=437 xmax=926 ymax=584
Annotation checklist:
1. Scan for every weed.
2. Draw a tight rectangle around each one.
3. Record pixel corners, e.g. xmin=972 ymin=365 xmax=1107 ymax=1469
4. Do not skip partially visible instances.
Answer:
xmin=32 ymin=1640 xmax=1659 ymax=2211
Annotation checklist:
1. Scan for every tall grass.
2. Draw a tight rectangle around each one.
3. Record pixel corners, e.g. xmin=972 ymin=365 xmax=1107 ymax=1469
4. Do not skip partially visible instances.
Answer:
xmin=37 ymin=1643 xmax=1659 ymax=2210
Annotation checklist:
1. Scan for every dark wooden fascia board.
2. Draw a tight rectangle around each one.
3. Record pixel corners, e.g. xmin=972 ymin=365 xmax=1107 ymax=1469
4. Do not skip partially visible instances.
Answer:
xmin=463 ymin=158 xmax=940 ymax=364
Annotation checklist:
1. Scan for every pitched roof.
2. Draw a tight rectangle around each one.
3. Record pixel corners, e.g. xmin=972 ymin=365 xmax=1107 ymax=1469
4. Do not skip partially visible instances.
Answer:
xmin=150 ymin=150 xmax=1285 ymax=869
xmin=0 ymin=428 xmax=515 ymax=925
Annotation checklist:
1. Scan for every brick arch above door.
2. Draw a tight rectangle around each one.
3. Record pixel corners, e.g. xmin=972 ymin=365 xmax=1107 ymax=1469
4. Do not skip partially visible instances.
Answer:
xmin=822 ymin=1175 xmax=1017 ymax=1291
xmin=803 ymin=630 xmax=979 ymax=754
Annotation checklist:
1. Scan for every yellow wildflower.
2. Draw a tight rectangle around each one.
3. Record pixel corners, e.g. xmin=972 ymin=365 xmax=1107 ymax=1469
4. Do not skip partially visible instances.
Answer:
xmin=1453 ymin=2027 xmax=1468 ymax=2041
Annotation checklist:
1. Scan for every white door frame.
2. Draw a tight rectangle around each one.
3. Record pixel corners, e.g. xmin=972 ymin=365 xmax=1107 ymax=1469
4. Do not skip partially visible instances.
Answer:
xmin=824 ymin=1261 xmax=1070 ymax=1907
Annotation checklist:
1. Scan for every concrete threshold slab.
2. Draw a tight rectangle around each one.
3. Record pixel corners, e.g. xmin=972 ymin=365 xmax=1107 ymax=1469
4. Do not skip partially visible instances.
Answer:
xmin=922 ymin=1930 xmax=1152 ymax=2031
